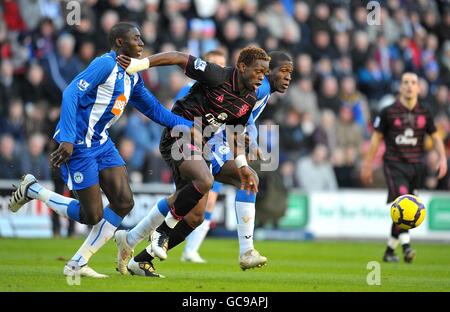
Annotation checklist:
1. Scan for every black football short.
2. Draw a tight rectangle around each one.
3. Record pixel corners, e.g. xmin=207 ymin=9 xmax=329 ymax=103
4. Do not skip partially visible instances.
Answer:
xmin=159 ymin=128 xmax=211 ymax=190
xmin=383 ymin=161 xmax=424 ymax=203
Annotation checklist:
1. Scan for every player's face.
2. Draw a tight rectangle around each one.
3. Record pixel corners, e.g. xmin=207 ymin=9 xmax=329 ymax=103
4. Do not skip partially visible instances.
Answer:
xmin=205 ymin=55 xmax=226 ymax=68
xmin=122 ymin=27 xmax=144 ymax=58
xmin=240 ymin=59 xmax=269 ymax=91
xmin=270 ymin=61 xmax=293 ymax=93
xmin=399 ymin=73 xmax=420 ymax=100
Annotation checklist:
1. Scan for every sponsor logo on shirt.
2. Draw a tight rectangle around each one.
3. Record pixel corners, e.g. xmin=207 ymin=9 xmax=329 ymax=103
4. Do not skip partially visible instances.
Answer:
xmin=112 ymin=94 xmax=127 ymax=116
xmin=395 ymin=128 xmax=417 ymax=146
xmin=194 ymin=58 xmax=207 ymax=72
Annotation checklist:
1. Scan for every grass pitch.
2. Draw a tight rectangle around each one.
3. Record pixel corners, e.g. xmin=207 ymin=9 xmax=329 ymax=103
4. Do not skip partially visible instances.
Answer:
xmin=0 ymin=237 xmax=449 ymax=292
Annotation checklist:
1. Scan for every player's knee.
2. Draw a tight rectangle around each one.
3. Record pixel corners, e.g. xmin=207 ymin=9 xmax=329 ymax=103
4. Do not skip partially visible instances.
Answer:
xmin=186 ymin=211 xmax=205 ymax=228
xmin=114 ymin=194 xmax=134 ymax=216
xmin=195 ymin=173 xmax=214 ymax=194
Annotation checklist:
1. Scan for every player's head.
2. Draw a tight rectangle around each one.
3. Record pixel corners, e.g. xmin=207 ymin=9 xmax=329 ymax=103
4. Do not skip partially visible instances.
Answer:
xmin=109 ymin=22 xmax=144 ymax=58
xmin=237 ymin=46 xmax=270 ymax=91
xmin=399 ymin=72 xmax=420 ymax=101
xmin=203 ymin=50 xmax=226 ymax=68
xmin=268 ymin=51 xmax=293 ymax=93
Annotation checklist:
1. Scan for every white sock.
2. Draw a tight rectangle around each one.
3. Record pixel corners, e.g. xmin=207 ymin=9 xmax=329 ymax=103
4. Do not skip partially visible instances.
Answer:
xmin=235 ymin=193 xmax=256 ymax=256
xmin=387 ymin=237 xmax=399 ymax=250
xmin=71 ymin=207 xmax=122 ymax=266
xmin=27 ymin=183 xmax=75 ymax=218
xmin=399 ymin=232 xmax=410 ymax=246
xmin=126 ymin=202 xmax=166 ymax=248
xmin=71 ymin=220 xmax=117 ymax=266
xmin=184 ymin=219 xmax=211 ymax=254
xmin=165 ymin=211 xmax=179 ymax=228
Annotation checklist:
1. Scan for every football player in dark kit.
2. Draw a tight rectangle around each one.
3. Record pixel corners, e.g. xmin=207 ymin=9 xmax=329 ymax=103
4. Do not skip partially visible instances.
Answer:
xmin=361 ymin=72 xmax=447 ymax=263
xmin=116 ymin=46 xmax=270 ymax=275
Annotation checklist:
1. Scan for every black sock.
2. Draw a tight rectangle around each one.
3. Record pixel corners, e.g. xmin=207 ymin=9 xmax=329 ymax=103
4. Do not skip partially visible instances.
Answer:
xmin=391 ymin=222 xmax=400 ymax=239
xmin=171 ymin=183 xmax=204 ymax=217
xmin=156 ymin=221 xmax=173 ymax=235
xmin=385 ymin=246 xmax=395 ymax=254
xmin=402 ymin=243 xmax=411 ymax=252
xmin=168 ymin=219 xmax=194 ymax=250
xmin=134 ymin=249 xmax=154 ymax=263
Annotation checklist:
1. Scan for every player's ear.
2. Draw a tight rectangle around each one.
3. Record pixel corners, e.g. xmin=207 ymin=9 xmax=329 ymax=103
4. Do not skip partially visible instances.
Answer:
xmin=115 ymin=37 xmax=123 ymax=48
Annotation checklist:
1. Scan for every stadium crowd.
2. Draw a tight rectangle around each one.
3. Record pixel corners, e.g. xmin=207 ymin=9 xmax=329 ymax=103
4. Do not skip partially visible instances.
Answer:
xmin=1 ymin=0 xmax=450 ymax=195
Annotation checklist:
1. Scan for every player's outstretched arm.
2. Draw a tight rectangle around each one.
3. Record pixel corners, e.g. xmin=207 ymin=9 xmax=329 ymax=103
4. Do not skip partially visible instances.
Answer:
xmin=431 ymin=132 xmax=448 ymax=179
xmin=117 ymin=52 xmax=189 ymax=75
xmin=130 ymin=75 xmax=193 ymax=129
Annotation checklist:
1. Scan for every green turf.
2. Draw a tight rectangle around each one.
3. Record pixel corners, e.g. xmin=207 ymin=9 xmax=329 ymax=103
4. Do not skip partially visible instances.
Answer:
xmin=0 ymin=238 xmax=449 ymax=291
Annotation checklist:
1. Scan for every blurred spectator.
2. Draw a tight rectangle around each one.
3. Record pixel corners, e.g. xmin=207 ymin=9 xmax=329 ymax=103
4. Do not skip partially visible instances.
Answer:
xmin=20 ymin=133 xmax=51 ymax=180
xmin=0 ymin=134 xmax=22 ymax=179
xmin=125 ymin=110 xmax=164 ymax=182
xmin=0 ymin=59 xmax=20 ymax=109
xmin=32 ymin=17 xmax=57 ymax=59
xmin=20 ymin=62 xmax=56 ymax=106
xmin=329 ymin=6 xmax=352 ymax=33
xmin=255 ymin=160 xmax=288 ymax=229
xmin=41 ymin=33 xmax=83 ymax=96
xmin=318 ymin=75 xmax=342 ymax=115
xmin=0 ymin=98 xmax=26 ymax=144
xmin=339 ymin=75 xmax=369 ymax=133
xmin=288 ymin=77 xmax=319 ymax=122
xmin=118 ymin=136 xmax=142 ymax=183
xmin=279 ymin=107 xmax=306 ymax=161
xmin=333 ymin=105 xmax=363 ymax=187
xmin=296 ymin=144 xmax=338 ymax=191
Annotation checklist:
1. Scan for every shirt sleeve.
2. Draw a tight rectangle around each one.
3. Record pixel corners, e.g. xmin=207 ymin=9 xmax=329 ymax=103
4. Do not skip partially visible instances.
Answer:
xmin=373 ymin=107 xmax=388 ymax=135
xmin=129 ymin=74 xmax=193 ymax=129
xmin=184 ymin=55 xmax=228 ymax=87
xmin=59 ymin=55 xmax=115 ymax=144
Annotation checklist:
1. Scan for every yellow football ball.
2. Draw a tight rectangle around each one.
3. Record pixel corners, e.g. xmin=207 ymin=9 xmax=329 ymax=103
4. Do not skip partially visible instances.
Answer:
xmin=391 ymin=195 xmax=426 ymax=230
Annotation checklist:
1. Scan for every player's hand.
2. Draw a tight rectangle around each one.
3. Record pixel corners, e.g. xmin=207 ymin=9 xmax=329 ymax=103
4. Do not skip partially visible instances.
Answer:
xmin=50 ymin=142 xmax=73 ymax=168
xmin=437 ymin=158 xmax=448 ymax=179
xmin=117 ymin=55 xmax=150 ymax=74
xmin=360 ymin=162 xmax=373 ymax=185
xmin=117 ymin=55 xmax=131 ymax=70
xmin=238 ymin=166 xmax=258 ymax=194
xmin=248 ymin=147 xmax=266 ymax=162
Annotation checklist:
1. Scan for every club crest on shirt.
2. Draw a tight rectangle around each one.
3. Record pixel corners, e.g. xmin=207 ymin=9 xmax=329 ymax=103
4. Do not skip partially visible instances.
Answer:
xmin=417 ymin=115 xmax=426 ymax=128
xmin=237 ymin=104 xmax=250 ymax=117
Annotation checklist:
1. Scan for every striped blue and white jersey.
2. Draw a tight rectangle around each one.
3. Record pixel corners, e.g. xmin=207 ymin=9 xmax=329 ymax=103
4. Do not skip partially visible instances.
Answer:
xmin=54 ymin=50 xmax=192 ymax=148
xmin=246 ymin=75 xmax=271 ymax=146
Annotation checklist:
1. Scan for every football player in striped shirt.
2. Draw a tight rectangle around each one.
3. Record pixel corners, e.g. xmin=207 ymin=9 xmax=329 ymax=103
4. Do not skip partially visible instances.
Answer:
xmin=9 ymin=22 xmax=193 ymax=278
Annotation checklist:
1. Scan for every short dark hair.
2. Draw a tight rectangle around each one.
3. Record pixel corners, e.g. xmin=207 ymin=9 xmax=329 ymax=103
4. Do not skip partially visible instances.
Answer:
xmin=268 ymin=51 xmax=292 ymax=70
xmin=237 ymin=46 xmax=270 ymax=67
xmin=109 ymin=22 xmax=138 ymax=48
